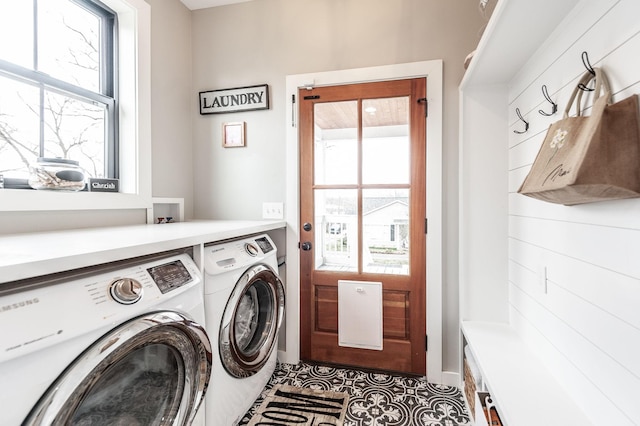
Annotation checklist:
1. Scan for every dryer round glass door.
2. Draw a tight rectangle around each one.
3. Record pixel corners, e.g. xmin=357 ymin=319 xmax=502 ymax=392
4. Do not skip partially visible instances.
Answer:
xmin=24 ymin=311 xmax=212 ymax=426
xmin=219 ymin=264 xmax=285 ymax=378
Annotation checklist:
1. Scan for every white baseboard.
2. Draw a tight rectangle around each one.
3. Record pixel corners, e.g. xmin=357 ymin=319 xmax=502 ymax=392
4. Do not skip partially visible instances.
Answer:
xmin=441 ymin=371 xmax=461 ymax=388
xmin=277 ymin=349 xmax=299 ymax=366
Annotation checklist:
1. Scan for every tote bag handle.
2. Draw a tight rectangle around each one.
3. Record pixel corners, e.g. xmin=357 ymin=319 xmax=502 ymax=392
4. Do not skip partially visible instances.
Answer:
xmin=564 ymin=67 xmax=612 ymax=118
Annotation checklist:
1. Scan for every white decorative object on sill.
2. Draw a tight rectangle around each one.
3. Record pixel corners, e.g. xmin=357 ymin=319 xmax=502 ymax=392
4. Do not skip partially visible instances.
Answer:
xmin=28 ymin=158 xmax=86 ymax=191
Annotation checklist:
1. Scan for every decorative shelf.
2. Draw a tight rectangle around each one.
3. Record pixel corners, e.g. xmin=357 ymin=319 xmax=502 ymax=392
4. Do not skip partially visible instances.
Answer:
xmin=148 ymin=197 xmax=184 ymax=224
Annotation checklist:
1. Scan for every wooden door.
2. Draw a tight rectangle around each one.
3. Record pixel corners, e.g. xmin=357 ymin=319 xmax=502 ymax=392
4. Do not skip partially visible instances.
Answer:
xmin=299 ymin=78 xmax=427 ymax=375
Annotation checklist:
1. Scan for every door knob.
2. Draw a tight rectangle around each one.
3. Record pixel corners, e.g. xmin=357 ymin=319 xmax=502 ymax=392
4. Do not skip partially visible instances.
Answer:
xmin=303 ymin=222 xmax=312 ymax=232
xmin=300 ymin=241 xmax=312 ymax=251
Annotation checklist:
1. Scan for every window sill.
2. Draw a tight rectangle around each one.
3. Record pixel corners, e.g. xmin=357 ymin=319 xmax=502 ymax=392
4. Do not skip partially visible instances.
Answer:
xmin=0 ymin=188 xmax=151 ymax=212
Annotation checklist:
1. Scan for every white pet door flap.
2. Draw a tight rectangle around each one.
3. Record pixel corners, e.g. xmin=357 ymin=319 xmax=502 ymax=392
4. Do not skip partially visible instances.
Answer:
xmin=338 ymin=280 xmax=383 ymax=350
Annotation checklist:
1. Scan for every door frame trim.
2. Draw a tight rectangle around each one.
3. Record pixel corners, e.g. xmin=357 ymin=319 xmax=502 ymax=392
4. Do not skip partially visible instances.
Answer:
xmin=282 ymin=60 xmax=444 ymax=384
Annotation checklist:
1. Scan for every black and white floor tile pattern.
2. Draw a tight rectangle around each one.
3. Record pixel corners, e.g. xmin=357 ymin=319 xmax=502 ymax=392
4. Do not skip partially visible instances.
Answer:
xmin=240 ymin=362 xmax=471 ymax=426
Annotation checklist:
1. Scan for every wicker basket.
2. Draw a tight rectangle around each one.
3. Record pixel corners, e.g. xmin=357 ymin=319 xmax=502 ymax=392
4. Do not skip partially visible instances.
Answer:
xmin=463 ymin=357 xmax=477 ymax=419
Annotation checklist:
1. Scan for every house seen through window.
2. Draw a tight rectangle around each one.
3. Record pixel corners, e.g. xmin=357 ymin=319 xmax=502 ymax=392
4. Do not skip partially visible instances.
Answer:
xmin=0 ymin=0 xmax=117 ymax=189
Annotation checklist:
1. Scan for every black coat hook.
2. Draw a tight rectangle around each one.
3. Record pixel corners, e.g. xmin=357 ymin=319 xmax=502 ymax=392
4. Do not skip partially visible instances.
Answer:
xmin=578 ymin=51 xmax=595 ymax=92
xmin=514 ymin=108 xmax=529 ymax=134
xmin=538 ymin=85 xmax=558 ymax=116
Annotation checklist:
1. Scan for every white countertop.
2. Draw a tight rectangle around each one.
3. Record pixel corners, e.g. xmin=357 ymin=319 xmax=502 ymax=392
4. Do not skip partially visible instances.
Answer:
xmin=0 ymin=220 xmax=286 ymax=284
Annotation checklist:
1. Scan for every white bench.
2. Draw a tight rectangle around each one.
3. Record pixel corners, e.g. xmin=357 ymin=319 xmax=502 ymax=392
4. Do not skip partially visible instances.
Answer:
xmin=461 ymin=321 xmax=593 ymax=426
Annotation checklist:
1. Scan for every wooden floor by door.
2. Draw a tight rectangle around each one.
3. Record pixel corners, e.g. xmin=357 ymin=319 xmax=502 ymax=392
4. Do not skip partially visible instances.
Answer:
xmin=298 ymin=78 xmax=427 ymax=375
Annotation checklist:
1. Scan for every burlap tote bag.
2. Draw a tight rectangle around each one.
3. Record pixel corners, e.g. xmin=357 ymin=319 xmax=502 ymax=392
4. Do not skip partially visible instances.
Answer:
xmin=518 ymin=68 xmax=640 ymax=205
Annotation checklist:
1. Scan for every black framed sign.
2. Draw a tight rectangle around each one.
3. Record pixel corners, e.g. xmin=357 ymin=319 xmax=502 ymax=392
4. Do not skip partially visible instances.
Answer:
xmin=199 ymin=84 xmax=269 ymax=114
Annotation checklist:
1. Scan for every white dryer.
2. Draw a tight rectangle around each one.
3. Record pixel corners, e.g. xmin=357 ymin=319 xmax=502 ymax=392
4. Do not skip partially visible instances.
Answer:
xmin=204 ymin=234 xmax=285 ymax=426
xmin=0 ymin=252 xmax=211 ymax=426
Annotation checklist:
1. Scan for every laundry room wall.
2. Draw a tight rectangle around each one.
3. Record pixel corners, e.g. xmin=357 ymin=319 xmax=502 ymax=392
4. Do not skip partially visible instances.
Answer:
xmin=0 ymin=0 xmax=484 ymax=377
xmin=147 ymin=0 xmax=195 ymax=220
xmin=507 ymin=0 xmax=640 ymax=423
xmin=189 ymin=0 xmax=485 ymax=375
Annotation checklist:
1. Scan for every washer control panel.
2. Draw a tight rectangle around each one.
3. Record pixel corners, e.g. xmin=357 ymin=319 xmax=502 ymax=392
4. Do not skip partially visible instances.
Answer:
xmin=107 ymin=257 xmax=194 ymax=304
xmin=146 ymin=259 xmax=193 ymax=294
xmin=244 ymin=243 xmax=259 ymax=257
xmin=110 ymin=278 xmax=143 ymax=304
xmin=205 ymin=234 xmax=277 ymax=274
xmin=254 ymin=236 xmax=274 ymax=254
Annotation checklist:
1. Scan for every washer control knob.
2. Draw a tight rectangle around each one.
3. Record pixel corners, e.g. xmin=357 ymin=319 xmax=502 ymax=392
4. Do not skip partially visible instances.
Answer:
xmin=110 ymin=278 xmax=143 ymax=305
xmin=245 ymin=243 xmax=259 ymax=257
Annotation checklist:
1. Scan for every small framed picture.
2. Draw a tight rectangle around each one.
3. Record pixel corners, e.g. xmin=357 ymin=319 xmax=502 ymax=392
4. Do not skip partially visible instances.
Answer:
xmin=222 ymin=121 xmax=245 ymax=148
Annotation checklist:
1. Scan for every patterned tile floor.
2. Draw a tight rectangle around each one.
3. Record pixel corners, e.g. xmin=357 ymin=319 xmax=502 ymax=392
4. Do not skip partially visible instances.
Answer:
xmin=240 ymin=362 xmax=471 ymax=426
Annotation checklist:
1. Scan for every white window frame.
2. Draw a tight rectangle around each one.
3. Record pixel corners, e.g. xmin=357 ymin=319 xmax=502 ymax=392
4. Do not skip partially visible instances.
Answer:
xmin=0 ymin=0 xmax=151 ymax=212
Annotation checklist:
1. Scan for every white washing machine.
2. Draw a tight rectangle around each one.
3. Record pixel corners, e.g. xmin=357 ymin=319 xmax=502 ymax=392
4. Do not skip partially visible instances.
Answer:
xmin=0 ymin=252 xmax=211 ymax=426
xmin=204 ymin=234 xmax=285 ymax=426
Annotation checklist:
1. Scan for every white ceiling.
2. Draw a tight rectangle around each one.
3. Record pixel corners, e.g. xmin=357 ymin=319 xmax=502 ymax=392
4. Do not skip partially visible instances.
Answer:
xmin=180 ymin=0 xmax=253 ymax=10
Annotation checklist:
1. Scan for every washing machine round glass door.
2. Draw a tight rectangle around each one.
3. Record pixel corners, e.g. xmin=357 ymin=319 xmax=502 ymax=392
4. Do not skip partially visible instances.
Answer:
xmin=24 ymin=311 xmax=211 ymax=426
xmin=219 ymin=263 xmax=285 ymax=378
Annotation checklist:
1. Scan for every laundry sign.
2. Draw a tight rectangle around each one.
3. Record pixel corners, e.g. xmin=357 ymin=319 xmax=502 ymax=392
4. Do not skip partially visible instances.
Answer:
xmin=199 ymin=84 xmax=269 ymax=114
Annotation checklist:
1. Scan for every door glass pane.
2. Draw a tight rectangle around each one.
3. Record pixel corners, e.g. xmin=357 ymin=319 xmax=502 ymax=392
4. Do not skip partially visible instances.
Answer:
xmin=362 ymin=97 xmax=409 ymax=184
xmin=234 ymin=280 xmax=274 ymax=357
xmin=71 ymin=344 xmax=183 ymax=424
xmin=314 ymin=101 xmax=357 ymax=185
xmin=363 ymin=188 xmax=410 ymax=275
xmin=315 ymin=189 xmax=357 ymax=272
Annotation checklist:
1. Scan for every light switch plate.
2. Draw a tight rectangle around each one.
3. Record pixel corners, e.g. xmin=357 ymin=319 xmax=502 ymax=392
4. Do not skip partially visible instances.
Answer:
xmin=262 ymin=202 xmax=284 ymax=219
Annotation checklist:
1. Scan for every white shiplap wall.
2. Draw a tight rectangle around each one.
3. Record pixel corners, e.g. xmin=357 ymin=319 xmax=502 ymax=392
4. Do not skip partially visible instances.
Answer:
xmin=506 ymin=0 xmax=640 ymax=424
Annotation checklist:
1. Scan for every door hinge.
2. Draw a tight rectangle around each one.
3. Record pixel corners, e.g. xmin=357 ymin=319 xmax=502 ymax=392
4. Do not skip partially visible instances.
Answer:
xmin=425 ymin=335 xmax=428 ymax=351
xmin=425 ymin=218 xmax=428 ymax=234
xmin=291 ymin=94 xmax=296 ymax=127
xmin=417 ymin=97 xmax=428 ymax=117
